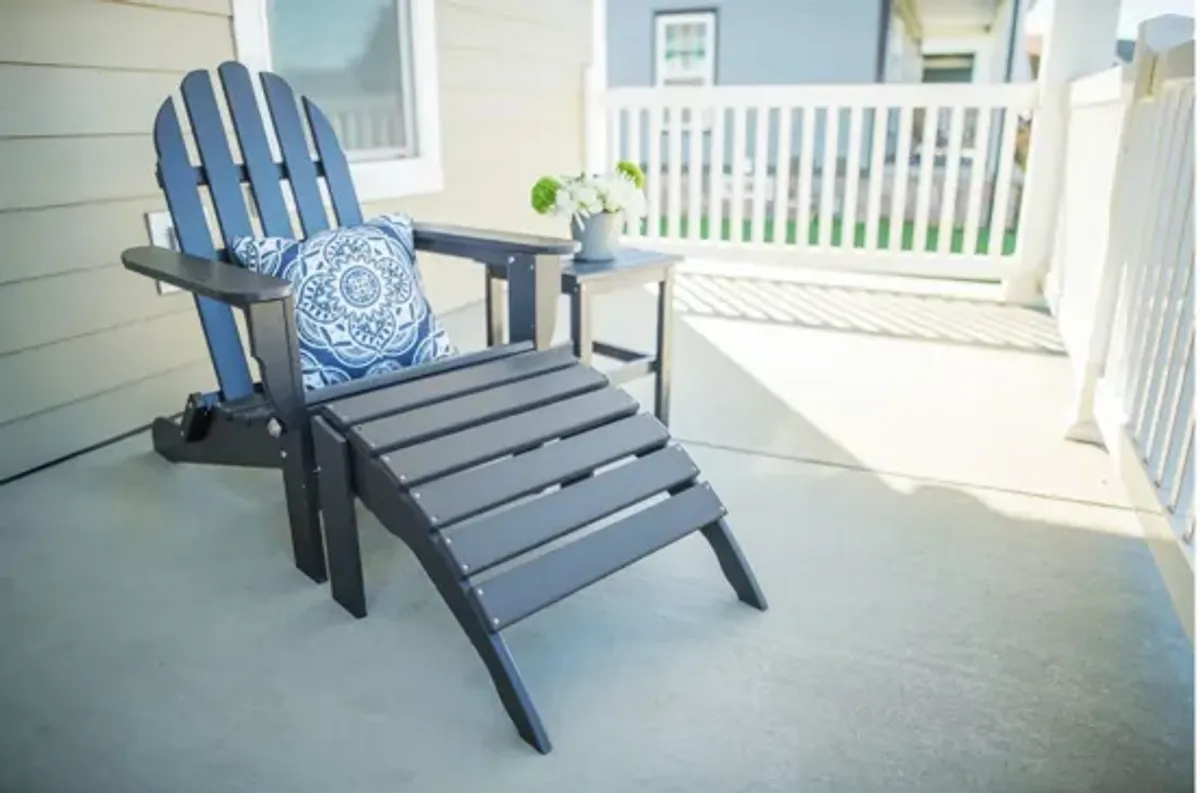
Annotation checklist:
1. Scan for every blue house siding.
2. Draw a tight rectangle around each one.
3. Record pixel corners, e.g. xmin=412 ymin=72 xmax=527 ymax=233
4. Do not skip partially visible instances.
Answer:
xmin=608 ymin=0 xmax=888 ymax=178
xmin=607 ymin=0 xmax=885 ymax=89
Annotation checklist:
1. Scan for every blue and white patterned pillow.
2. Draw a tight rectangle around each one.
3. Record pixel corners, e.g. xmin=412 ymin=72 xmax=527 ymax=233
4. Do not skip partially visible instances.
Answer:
xmin=230 ymin=213 xmax=457 ymax=391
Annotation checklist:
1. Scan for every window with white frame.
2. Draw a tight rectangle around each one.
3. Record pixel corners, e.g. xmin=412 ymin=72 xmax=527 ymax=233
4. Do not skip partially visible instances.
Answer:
xmin=654 ymin=10 xmax=716 ymax=129
xmin=655 ymin=11 xmax=716 ymax=88
xmin=232 ymin=0 xmax=442 ymax=202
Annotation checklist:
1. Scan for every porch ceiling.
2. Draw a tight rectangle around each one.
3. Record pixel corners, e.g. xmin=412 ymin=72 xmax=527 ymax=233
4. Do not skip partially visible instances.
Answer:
xmin=0 ymin=266 xmax=1191 ymax=792
xmin=913 ymin=0 xmax=1004 ymax=34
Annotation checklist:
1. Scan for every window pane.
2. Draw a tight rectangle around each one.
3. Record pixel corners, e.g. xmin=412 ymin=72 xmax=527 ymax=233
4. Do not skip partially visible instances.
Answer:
xmin=267 ymin=0 xmax=415 ymax=158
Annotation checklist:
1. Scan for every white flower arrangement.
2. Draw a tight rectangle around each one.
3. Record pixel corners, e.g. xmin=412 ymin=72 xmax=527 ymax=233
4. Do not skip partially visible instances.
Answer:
xmin=531 ymin=161 xmax=648 ymax=228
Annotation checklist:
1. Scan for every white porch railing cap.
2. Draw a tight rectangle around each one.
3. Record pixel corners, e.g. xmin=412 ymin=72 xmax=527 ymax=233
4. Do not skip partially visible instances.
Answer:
xmin=604 ymin=82 xmax=1038 ymax=110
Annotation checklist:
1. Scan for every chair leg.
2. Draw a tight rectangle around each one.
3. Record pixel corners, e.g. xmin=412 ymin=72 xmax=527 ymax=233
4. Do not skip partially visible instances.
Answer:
xmin=421 ymin=550 xmax=551 ymax=753
xmin=475 ymin=631 xmax=552 ymax=754
xmin=247 ymin=299 xmax=327 ymax=584
xmin=701 ymin=518 xmax=768 ymax=611
xmin=279 ymin=427 xmax=328 ymax=584
xmin=313 ymin=417 xmax=367 ymax=618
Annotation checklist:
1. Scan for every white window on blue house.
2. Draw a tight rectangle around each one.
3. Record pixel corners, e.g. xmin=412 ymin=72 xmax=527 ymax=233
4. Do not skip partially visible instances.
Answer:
xmin=232 ymin=0 xmax=443 ymax=202
xmin=655 ymin=10 xmax=717 ymax=88
xmin=654 ymin=10 xmax=717 ymax=130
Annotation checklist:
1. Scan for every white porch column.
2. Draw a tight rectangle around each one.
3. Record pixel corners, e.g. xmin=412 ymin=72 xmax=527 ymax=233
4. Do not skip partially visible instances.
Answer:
xmin=1001 ymin=0 xmax=1121 ymax=304
xmin=583 ymin=0 xmax=608 ymax=174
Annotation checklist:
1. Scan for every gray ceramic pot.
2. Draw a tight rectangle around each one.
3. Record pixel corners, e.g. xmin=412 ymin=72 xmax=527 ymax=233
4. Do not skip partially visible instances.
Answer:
xmin=570 ymin=211 xmax=622 ymax=262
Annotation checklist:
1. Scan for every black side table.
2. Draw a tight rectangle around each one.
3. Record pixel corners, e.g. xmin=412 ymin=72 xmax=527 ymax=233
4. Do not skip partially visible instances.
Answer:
xmin=483 ymin=248 xmax=683 ymax=426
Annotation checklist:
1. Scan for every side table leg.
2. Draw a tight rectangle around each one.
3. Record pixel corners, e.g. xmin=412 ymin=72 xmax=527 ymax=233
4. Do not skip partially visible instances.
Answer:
xmin=564 ymin=282 xmax=596 ymax=488
xmin=485 ymin=268 xmax=505 ymax=346
xmin=654 ymin=268 xmax=676 ymax=426
xmin=570 ymin=283 xmax=594 ymax=366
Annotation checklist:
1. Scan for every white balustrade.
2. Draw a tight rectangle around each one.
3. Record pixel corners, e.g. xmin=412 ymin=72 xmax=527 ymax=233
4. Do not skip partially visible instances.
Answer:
xmin=1059 ymin=27 xmax=1197 ymax=557
xmin=1101 ymin=40 xmax=1196 ymax=550
xmin=603 ymin=82 xmax=1037 ymax=279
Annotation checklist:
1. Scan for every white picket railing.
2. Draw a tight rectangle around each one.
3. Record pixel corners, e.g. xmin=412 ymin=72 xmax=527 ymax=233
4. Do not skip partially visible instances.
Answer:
xmin=1066 ymin=32 xmax=1196 ymax=557
xmin=1104 ymin=41 xmax=1195 ymax=552
xmin=603 ymin=82 xmax=1037 ymax=279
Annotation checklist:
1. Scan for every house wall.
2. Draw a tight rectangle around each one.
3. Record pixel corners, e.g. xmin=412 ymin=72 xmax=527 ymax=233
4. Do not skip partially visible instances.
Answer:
xmin=0 ymin=0 xmax=590 ymax=482
xmin=608 ymin=0 xmax=886 ymax=174
xmin=920 ymin=0 xmax=1030 ymax=84
xmin=607 ymin=0 xmax=884 ymax=88
xmin=885 ymin=15 xmax=925 ymax=83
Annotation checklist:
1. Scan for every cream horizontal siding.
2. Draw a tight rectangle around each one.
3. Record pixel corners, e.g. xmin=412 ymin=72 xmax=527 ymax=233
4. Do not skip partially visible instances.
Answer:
xmin=0 ymin=362 xmax=218 ymax=480
xmin=0 ymin=0 xmax=232 ymax=481
xmin=0 ymin=200 xmax=169 ymax=284
xmin=0 ymin=313 xmax=208 ymax=426
xmin=437 ymin=1 xmax=589 ymax=59
xmin=366 ymin=0 xmax=591 ymax=313
xmin=0 ymin=137 xmax=162 ymax=211
xmin=0 ymin=267 xmax=192 ymax=356
xmin=0 ymin=0 xmax=591 ymax=481
xmin=0 ymin=65 xmax=188 ymax=138
xmin=0 ymin=1 xmax=233 ymax=71
xmin=442 ymin=0 xmax=584 ymax=33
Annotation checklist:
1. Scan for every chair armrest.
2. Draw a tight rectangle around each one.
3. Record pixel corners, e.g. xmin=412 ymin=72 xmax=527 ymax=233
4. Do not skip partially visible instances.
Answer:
xmin=121 ymin=245 xmax=292 ymax=308
xmin=412 ymin=222 xmax=577 ymax=262
xmin=411 ymin=223 xmax=569 ymax=350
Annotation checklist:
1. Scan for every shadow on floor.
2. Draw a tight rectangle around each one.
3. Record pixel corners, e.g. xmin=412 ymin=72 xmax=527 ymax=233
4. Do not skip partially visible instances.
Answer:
xmin=0 ymin=290 xmax=1190 ymax=793
xmin=673 ymin=272 xmax=1066 ymax=355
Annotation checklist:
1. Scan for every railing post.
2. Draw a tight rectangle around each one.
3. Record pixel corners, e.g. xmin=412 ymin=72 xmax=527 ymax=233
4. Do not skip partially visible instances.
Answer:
xmin=1002 ymin=0 xmax=1121 ymax=304
xmin=1059 ymin=64 xmax=1138 ymax=443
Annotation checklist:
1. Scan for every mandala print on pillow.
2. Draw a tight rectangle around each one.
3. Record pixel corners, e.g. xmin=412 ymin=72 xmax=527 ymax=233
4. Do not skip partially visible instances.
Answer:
xmin=230 ymin=213 xmax=457 ymax=391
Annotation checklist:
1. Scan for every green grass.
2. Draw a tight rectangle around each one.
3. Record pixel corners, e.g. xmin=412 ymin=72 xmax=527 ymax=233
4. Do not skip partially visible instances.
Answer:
xmin=637 ymin=217 xmax=1019 ymax=256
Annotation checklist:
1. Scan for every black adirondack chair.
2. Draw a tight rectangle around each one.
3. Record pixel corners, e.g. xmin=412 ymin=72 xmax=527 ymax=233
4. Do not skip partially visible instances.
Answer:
xmin=120 ymin=61 xmax=766 ymax=753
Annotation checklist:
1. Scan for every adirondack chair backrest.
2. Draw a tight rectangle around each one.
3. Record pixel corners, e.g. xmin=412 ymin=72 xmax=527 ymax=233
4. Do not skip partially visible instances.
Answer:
xmin=155 ymin=61 xmax=366 ymax=401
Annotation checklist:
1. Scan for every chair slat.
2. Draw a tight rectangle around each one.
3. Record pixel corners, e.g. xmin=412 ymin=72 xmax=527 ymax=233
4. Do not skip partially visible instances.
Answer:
xmin=153 ymin=98 xmax=254 ymax=400
xmin=377 ymin=389 xmax=638 ymax=484
xmin=415 ymin=413 xmax=670 ymax=529
xmin=218 ymin=62 xmax=294 ymax=238
xmin=475 ymin=483 xmax=724 ymax=631
xmin=304 ymin=97 xmax=363 ymax=226
xmin=179 ymin=70 xmax=255 ymax=242
xmin=324 ymin=346 xmax=577 ymax=427
xmin=443 ymin=445 xmax=698 ymax=575
xmin=354 ymin=366 xmax=608 ymax=452
xmin=260 ymin=72 xmax=329 ymax=235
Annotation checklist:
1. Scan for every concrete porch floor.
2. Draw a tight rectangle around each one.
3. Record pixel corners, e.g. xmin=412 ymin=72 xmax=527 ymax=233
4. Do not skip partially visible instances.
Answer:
xmin=0 ymin=265 xmax=1192 ymax=792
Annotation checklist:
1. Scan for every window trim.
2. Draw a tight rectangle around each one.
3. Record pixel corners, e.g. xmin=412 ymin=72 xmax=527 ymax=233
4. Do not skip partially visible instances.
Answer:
xmin=230 ymin=0 xmax=443 ymax=203
xmin=652 ymin=9 xmax=718 ymax=89
xmin=653 ymin=9 xmax=717 ymax=132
